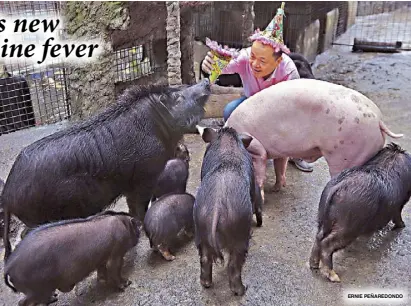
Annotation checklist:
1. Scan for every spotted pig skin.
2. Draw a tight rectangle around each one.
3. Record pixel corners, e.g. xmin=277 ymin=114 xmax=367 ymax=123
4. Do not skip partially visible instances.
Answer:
xmin=225 ymin=79 xmax=403 ymax=190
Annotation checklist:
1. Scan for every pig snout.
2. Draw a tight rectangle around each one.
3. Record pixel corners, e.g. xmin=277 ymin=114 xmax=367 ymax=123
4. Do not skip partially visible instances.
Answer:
xmin=309 ymin=142 xmax=411 ymax=283
xmin=172 ymin=80 xmax=211 ymax=131
xmin=200 ymin=78 xmax=210 ymax=90
xmin=194 ymin=78 xmax=211 ymax=98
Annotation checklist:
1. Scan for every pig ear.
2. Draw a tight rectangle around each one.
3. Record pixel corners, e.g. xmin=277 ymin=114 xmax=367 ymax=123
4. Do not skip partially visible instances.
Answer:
xmin=197 ymin=126 xmax=218 ymax=143
xmin=239 ymin=134 xmax=253 ymax=148
xmin=196 ymin=125 xmax=206 ymax=136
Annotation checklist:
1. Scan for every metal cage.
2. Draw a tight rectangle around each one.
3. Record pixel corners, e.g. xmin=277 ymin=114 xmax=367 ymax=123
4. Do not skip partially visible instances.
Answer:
xmin=0 ymin=1 xmax=71 ymax=136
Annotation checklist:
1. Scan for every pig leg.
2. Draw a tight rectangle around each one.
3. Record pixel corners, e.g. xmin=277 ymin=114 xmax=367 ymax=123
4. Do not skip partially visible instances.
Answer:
xmin=228 ymin=250 xmax=247 ymax=296
xmin=273 ymin=157 xmax=288 ymax=192
xmin=19 ymin=295 xmax=37 ymax=306
xmin=106 ymin=256 xmax=131 ymax=291
xmin=319 ymin=231 xmax=353 ymax=283
xmin=309 ymin=231 xmax=323 ymax=269
xmin=97 ymin=263 xmax=108 ymax=283
xmin=158 ymin=244 xmax=176 ymax=261
xmin=253 ymin=186 xmax=263 ymax=227
xmin=247 ymin=138 xmax=268 ymax=203
xmin=199 ymin=244 xmax=213 ymax=288
xmin=392 ymin=205 xmax=406 ymax=229
xmin=126 ymin=191 xmax=152 ymax=222
xmin=255 ymin=209 xmax=263 ymax=228
xmin=18 ymin=290 xmax=57 ymax=306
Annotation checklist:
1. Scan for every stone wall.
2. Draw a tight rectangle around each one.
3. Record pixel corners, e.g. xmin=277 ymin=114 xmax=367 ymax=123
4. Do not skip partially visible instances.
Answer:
xmin=166 ymin=1 xmax=182 ymax=86
xmin=64 ymin=2 xmax=172 ymax=119
xmin=180 ymin=7 xmax=196 ymax=85
xmin=111 ymin=2 xmax=168 ymax=96
xmin=63 ymin=1 xmax=129 ymax=120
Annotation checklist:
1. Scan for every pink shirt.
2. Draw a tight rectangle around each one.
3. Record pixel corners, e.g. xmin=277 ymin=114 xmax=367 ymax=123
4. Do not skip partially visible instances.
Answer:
xmin=222 ymin=47 xmax=300 ymax=98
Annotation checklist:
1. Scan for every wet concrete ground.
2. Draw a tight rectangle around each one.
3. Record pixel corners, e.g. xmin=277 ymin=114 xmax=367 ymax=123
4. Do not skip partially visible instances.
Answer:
xmin=1 ymin=29 xmax=411 ymax=306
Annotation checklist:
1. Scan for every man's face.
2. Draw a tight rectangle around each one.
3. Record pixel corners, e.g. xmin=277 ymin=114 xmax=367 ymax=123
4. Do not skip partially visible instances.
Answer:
xmin=249 ymin=41 xmax=282 ymax=79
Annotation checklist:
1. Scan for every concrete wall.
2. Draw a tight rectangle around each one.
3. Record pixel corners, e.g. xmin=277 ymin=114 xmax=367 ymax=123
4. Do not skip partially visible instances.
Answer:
xmin=322 ymin=8 xmax=340 ymax=53
xmin=64 ymin=2 xmax=129 ymax=121
xmin=64 ymin=2 xmax=172 ymax=119
xmin=295 ymin=19 xmax=320 ymax=63
xmin=112 ymin=2 xmax=169 ymax=95
xmin=62 ymin=1 xmax=366 ymax=121
xmin=347 ymin=1 xmax=358 ymax=28
xmin=253 ymin=2 xmax=351 ymax=56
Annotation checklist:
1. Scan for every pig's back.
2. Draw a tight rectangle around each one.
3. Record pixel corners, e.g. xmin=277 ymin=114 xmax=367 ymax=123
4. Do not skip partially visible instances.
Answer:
xmin=232 ymin=79 xmax=381 ymax=123
xmin=226 ymin=79 xmax=383 ymax=157
xmin=147 ymin=193 xmax=195 ymax=224
xmin=5 ymin=216 xmax=123 ymax=286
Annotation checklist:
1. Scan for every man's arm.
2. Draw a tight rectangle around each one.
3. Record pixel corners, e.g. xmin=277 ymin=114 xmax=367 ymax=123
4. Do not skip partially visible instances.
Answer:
xmin=202 ymin=48 xmax=249 ymax=76
xmin=221 ymin=49 xmax=248 ymax=75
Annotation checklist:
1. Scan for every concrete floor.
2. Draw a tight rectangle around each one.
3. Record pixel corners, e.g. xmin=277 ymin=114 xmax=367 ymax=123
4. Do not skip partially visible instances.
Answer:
xmin=1 ymin=22 xmax=411 ymax=306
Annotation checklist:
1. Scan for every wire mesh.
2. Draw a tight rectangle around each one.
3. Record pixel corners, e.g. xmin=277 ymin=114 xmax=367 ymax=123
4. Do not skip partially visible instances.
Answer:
xmin=0 ymin=1 xmax=70 ymax=136
xmin=193 ymin=1 xmax=329 ymax=52
xmin=193 ymin=1 xmax=411 ymax=52
xmin=333 ymin=1 xmax=411 ymax=50
xmin=114 ymin=42 xmax=157 ymax=83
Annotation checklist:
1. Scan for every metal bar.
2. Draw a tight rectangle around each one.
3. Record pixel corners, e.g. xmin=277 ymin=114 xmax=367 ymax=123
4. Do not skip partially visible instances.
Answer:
xmin=62 ymin=67 xmax=71 ymax=119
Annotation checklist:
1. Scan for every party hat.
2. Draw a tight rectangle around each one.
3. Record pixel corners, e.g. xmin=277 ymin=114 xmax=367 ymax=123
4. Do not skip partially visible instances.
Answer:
xmin=249 ymin=2 xmax=290 ymax=54
xmin=205 ymin=37 xmax=240 ymax=83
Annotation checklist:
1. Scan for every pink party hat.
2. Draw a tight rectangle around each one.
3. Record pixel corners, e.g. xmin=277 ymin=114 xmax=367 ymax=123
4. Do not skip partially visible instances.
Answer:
xmin=249 ymin=2 xmax=290 ymax=54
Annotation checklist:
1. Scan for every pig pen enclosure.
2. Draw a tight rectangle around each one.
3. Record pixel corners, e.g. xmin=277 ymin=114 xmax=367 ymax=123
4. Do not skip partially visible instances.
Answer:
xmin=0 ymin=1 xmax=71 ymax=135
xmin=1 ymin=1 xmax=411 ymax=305
xmin=1 ymin=1 xmax=411 ymax=133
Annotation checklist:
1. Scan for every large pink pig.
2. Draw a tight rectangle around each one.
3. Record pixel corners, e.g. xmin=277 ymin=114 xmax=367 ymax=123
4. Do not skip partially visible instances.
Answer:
xmin=224 ymin=78 xmax=403 ymax=201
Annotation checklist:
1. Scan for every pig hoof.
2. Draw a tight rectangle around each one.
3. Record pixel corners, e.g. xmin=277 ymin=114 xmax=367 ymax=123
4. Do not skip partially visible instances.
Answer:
xmin=160 ymin=250 xmax=176 ymax=261
xmin=165 ymin=255 xmax=176 ymax=261
xmin=393 ymin=222 xmax=405 ymax=229
xmin=200 ymin=279 xmax=212 ymax=288
xmin=18 ymin=300 xmax=27 ymax=306
xmin=232 ymin=284 xmax=246 ymax=296
xmin=309 ymin=260 xmax=320 ymax=269
xmin=48 ymin=295 xmax=58 ymax=304
xmin=256 ymin=212 xmax=263 ymax=227
xmin=327 ymin=270 xmax=341 ymax=283
xmin=118 ymin=280 xmax=132 ymax=291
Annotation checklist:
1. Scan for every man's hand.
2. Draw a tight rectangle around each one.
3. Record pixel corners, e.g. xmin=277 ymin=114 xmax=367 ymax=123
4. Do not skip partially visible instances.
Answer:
xmin=201 ymin=51 xmax=215 ymax=74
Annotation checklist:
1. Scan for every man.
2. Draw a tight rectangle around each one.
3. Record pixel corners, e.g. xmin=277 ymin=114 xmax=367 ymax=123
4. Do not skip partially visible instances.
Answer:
xmin=201 ymin=2 xmax=313 ymax=173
